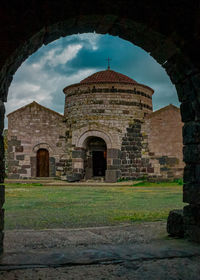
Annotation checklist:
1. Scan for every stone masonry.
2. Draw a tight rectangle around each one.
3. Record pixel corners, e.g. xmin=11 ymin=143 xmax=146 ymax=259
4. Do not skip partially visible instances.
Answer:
xmin=63 ymin=68 xmax=184 ymax=182
xmin=7 ymin=102 xmax=67 ymax=178
xmin=7 ymin=69 xmax=184 ymax=182
xmin=1 ymin=0 xmax=200 ymax=252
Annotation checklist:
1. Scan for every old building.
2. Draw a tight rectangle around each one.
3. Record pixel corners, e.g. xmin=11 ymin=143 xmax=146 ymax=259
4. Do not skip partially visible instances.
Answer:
xmin=7 ymin=68 xmax=184 ymax=181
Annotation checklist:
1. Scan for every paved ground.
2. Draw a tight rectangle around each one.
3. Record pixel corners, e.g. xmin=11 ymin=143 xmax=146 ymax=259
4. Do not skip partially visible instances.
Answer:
xmin=1 ymin=222 xmax=200 ymax=279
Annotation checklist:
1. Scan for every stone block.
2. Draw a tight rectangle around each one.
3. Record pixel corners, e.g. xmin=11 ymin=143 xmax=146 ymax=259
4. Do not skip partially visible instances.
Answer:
xmin=72 ymin=150 xmax=85 ymax=159
xmin=9 ymin=139 xmax=21 ymax=147
xmin=167 ymin=209 xmax=184 ymax=238
xmin=16 ymin=154 xmax=24 ymax=160
xmin=67 ymin=173 xmax=82 ymax=182
xmin=0 ymin=209 xmax=4 ymax=231
xmin=7 ymin=145 xmax=13 ymax=153
xmin=107 ymin=149 xmax=121 ymax=159
xmin=0 ymin=160 xmax=4 ymax=183
xmin=30 ymin=157 xmax=36 ymax=177
xmin=50 ymin=157 xmax=56 ymax=177
xmin=8 ymin=152 xmax=14 ymax=160
xmin=8 ymin=174 xmax=20 ymax=179
xmin=175 ymin=79 xmax=196 ymax=103
xmin=107 ymin=165 xmax=121 ymax=170
xmin=183 ymin=122 xmax=200 ymax=145
xmin=183 ymin=183 xmax=200 ymax=204
xmin=183 ymin=205 xmax=200 ymax=242
xmin=22 ymin=165 xmax=30 ymax=169
xmin=8 ymin=160 xmax=19 ymax=166
xmin=183 ymin=144 xmax=200 ymax=163
xmin=105 ymin=170 xmax=120 ymax=183
xmin=15 ymin=146 xmax=23 ymax=152
xmin=183 ymin=164 xmax=200 ymax=184
xmin=18 ymin=169 xmax=27 ymax=174
xmin=184 ymin=225 xmax=200 ymax=242
xmin=180 ymin=101 xmax=195 ymax=122
xmin=183 ymin=205 xmax=200 ymax=226
xmin=0 ymin=186 xmax=5 ymax=208
xmin=0 ymin=101 xmax=5 ymax=132
xmin=113 ymin=159 xmax=121 ymax=165
xmin=0 ymin=231 xmax=4 ymax=254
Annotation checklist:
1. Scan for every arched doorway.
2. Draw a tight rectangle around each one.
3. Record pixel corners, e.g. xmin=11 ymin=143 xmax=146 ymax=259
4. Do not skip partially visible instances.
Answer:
xmin=36 ymin=149 xmax=49 ymax=177
xmin=85 ymin=137 xmax=107 ymax=179
xmin=0 ymin=2 xmax=200 ymax=251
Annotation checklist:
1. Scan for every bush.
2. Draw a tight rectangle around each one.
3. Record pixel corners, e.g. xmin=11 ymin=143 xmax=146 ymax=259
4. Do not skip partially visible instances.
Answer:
xmin=173 ymin=178 xmax=183 ymax=185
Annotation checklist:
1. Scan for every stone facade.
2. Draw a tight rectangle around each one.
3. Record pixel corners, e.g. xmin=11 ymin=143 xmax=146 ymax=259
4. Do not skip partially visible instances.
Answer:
xmin=0 ymin=0 xmax=200 ymax=251
xmin=145 ymin=105 xmax=185 ymax=180
xmin=7 ymin=102 xmax=67 ymax=178
xmin=7 ymin=69 xmax=184 ymax=182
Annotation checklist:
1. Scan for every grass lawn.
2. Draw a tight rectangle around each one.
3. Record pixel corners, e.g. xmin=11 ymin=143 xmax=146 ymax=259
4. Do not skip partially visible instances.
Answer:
xmin=4 ymin=182 xmax=186 ymax=230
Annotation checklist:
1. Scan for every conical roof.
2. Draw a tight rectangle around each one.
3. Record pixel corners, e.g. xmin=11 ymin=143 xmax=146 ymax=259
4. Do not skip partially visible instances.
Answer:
xmin=80 ymin=69 xmax=137 ymax=85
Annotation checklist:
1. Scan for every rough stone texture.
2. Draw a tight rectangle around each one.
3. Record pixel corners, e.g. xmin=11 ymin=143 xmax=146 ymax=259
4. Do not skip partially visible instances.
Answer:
xmin=183 ymin=205 xmax=200 ymax=242
xmin=167 ymin=209 xmax=184 ymax=238
xmin=7 ymin=102 xmax=67 ymax=178
xmin=120 ymin=120 xmax=153 ymax=180
xmin=145 ymin=105 xmax=184 ymax=180
xmin=0 ymin=0 xmax=200 ymax=250
xmin=105 ymin=170 xmax=120 ymax=182
xmin=183 ymin=183 xmax=200 ymax=204
xmin=0 ymin=101 xmax=5 ymax=255
xmin=64 ymin=74 xmax=155 ymax=180
xmin=63 ymin=74 xmax=184 ymax=181
xmin=1 ymin=223 xmax=200 ymax=279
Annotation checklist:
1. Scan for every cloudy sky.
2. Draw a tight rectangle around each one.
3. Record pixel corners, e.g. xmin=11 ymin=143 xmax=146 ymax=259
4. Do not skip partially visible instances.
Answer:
xmin=5 ymin=33 xmax=179 ymax=127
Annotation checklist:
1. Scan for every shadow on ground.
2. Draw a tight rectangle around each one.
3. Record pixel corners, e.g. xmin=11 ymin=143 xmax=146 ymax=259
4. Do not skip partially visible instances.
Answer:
xmin=1 ymin=222 xmax=200 ymax=279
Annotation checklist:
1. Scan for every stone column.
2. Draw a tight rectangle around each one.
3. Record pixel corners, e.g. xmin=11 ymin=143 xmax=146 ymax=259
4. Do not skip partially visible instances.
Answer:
xmin=182 ymin=122 xmax=200 ymax=241
xmin=105 ymin=148 xmax=121 ymax=182
xmin=67 ymin=148 xmax=85 ymax=182
xmin=167 ymin=73 xmax=200 ymax=242
xmin=0 ymin=100 xmax=5 ymax=254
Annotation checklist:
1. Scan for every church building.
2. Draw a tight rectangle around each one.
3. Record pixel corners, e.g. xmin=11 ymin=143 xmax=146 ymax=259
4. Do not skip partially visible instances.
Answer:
xmin=7 ymin=67 xmax=184 ymax=182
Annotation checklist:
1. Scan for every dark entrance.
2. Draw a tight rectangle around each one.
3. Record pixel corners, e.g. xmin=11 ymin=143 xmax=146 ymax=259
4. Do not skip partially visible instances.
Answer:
xmin=85 ymin=136 xmax=107 ymax=179
xmin=92 ymin=151 xmax=107 ymax=176
xmin=37 ymin=149 xmax=49 ymax=177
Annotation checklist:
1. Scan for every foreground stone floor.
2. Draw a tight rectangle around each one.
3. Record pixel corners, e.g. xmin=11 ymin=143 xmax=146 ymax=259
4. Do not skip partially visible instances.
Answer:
xmin=1 ymin=222 xmax=200 ymax=279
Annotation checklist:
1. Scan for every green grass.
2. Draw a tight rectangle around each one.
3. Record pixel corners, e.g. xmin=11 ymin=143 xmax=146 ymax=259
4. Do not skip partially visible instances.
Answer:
xmin=4 ymin=182 xmax=186 ymax=230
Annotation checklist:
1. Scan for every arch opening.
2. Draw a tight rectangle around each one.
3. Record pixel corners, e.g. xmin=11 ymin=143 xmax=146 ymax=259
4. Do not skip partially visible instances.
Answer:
xmin=0 ymin=4 xmax=200 ymax=254
xmin=84 ymin=136 xmax=107 ymax=178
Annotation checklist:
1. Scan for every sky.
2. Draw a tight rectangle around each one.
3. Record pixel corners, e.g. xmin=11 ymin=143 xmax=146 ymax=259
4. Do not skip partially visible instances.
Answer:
xmin=5 ymin=33 xmax=179 ymax=127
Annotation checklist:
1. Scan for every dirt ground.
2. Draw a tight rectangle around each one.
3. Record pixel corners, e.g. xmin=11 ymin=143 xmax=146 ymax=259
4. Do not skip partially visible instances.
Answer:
xmin=1 ymin=221 xmax=200 ymax=279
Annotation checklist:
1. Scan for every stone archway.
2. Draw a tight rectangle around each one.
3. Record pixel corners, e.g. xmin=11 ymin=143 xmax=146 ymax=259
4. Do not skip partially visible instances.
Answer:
xmin=77 ymin=130 xmax=113 ymax=149
xmin=0 ymin=2 xmax=200 ymax=253
xmin=84 ymin=136 xmax=107 ymax=179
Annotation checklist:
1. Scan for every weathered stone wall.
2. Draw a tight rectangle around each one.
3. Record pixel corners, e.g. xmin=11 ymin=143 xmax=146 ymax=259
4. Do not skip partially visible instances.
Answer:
xmin=64 ymin=81 xmax=154 ymax=181
xmin=0 ymin=100 xmax=5 ymax=254
xmin=119 ymin=120 xmax=154 ymax=179
xmin=146 ymin=105 xmax=184 ymax=180
xmin=7 ymin=102 xmax=67 ymax=178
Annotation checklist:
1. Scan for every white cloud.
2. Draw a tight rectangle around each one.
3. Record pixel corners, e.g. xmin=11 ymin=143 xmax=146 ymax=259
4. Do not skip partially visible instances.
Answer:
xmin=29 ymin=43 xmax=83 ymax=70
xmin=49 ymin=44 xmax=83 ymax=67
xmin=4 ymin=33 xmax=178 ymax=128
xmin=76 ymin=33 xmax=101 ymax=50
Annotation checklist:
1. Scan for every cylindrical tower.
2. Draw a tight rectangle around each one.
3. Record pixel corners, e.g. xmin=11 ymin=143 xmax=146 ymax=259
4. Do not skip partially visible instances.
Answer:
xmin=63 ymin=68 xmax=154 ymax=182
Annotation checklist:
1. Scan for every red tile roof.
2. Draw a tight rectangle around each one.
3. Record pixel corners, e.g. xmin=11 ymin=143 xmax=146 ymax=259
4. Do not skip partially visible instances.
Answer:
xmin=80 ymin=69 xmax=138 ymax=85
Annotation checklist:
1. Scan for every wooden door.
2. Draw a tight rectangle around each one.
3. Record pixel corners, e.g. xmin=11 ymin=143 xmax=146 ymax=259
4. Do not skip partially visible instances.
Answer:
xmin=37 ymin=149 xmax=49 ymax=177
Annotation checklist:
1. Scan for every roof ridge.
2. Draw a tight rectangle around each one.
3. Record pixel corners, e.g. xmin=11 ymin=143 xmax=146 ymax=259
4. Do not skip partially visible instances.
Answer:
xmin=7 ymin=101 xmax=64 ymax=118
